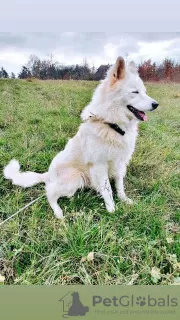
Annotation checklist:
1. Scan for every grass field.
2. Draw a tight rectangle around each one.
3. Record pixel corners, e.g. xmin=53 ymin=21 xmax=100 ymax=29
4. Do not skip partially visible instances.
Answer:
xmin=0 ymin=79 xmax=179 ymax=285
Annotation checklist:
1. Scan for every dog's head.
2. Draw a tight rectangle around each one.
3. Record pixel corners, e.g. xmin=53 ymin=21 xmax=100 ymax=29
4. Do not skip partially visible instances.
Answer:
xmin=107 ymin=57 xmax=159 ymax=122
xmin=81 ymin=57 xmax=159 ymax=124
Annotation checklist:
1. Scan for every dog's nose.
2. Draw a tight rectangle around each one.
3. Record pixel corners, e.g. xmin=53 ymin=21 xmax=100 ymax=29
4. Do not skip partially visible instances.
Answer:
xmin=152 ymin=102 xmax=159 ymax=109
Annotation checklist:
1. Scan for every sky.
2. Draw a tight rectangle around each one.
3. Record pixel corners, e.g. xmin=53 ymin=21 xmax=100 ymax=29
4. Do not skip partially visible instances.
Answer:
xmin=0 ymin=32 xmax=180 ymax=75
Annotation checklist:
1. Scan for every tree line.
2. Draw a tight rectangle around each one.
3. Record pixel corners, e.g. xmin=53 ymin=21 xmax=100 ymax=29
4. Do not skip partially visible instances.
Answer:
xmin=0 ymin=67 xmax=15 ymax=79
xmin=1 ymin=55 xmax=180 ymax=82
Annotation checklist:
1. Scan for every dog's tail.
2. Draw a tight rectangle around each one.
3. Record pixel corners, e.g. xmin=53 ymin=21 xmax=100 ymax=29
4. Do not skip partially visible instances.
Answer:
xmin=4 ymin=159 xmax=49 ymax=188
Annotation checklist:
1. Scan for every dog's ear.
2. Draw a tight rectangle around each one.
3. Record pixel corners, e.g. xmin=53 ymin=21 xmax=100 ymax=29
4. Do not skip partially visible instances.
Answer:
xmin=113 ymin=56 xmax=126 ymax=80
xmin=129 ymin=61 xmax=138 ymax=74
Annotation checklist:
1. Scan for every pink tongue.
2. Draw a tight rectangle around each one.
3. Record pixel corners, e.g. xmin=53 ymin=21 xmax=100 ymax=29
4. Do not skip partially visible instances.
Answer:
xmin=139 ymin=112 xmax=148 ymax=121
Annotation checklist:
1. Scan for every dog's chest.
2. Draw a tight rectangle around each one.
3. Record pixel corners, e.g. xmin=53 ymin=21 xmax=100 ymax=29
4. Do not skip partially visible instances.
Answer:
xmin=106 ymin=128 xmax=138 ymax=162
xmin=78 ymin=122 xmax=138 ymax=165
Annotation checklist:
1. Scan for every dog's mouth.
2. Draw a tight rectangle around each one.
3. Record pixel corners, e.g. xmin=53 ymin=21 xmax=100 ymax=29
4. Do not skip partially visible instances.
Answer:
xmin=127 ymin=105 xmax=148 ymax=121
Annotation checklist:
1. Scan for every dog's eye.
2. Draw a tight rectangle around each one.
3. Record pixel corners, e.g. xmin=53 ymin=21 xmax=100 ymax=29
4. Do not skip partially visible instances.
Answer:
xmin=132 ymin=91 xmax=139 ymax=94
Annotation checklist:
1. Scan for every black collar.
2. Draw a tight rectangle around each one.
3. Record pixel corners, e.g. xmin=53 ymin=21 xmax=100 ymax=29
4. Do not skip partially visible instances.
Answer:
xmin=106 ymin=122 xmax=125 ymax=136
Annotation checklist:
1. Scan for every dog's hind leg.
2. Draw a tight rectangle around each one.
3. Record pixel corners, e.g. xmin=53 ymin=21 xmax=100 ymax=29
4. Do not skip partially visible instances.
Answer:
xmin=46 ymin=183 xmax=63 ymax=219
xmin=46 ymin=168 xmax=85 ymax=219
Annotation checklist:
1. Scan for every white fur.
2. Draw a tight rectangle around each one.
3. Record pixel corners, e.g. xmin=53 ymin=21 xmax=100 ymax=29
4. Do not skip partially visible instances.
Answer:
xmin=4 ymin=57 xmax=158 ymax=219
xmin=4 ymin=159 xmax=48 ymax=188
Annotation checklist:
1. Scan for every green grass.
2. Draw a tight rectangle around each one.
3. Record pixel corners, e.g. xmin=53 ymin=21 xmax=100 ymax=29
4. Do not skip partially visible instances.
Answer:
xmin=0 ymin=79 xmax=179 ymax=285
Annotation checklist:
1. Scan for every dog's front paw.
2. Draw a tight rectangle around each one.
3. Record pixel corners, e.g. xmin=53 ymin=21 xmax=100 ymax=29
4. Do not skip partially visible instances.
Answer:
xmin=124 ymin=197 xmax=134 ymax=205
xmin=118 ymin=195 xmax=134 ymax=205
xmin=106 ymin=203 xmax=115 ymax=213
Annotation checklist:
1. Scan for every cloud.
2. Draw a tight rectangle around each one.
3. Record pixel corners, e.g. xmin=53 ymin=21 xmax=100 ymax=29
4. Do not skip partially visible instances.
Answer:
xmin=129 ymin=39 xmax=175 ymax=63
xmin=0 ymin=32 xmax=180 ymax=75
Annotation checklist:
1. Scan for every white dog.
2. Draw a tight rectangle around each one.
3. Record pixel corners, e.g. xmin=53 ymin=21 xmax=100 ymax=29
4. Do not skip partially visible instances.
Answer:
xmin=4 ymin=57 xmax=159 ymax=219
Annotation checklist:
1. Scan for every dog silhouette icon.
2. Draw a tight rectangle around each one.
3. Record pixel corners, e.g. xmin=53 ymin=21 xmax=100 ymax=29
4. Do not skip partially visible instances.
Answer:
xmin=68 ymin=292 xmax=89 ymax=316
